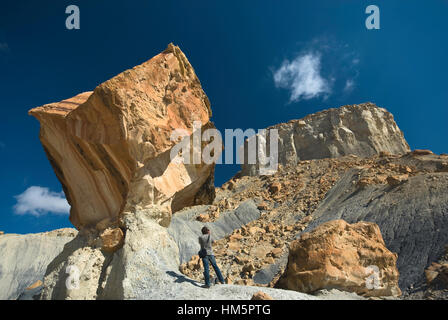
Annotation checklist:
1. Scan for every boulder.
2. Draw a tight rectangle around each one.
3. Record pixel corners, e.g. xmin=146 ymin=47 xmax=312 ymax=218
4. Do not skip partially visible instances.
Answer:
xmin=28 ymin=44 xmax=216 ymax=230
xmin=307 ymin=169 xmax=448 ymax=291
xmin=276 ymin=219 xmax=401 ymax=297
xmin=241 ymin=103 xmax=410 ymax=176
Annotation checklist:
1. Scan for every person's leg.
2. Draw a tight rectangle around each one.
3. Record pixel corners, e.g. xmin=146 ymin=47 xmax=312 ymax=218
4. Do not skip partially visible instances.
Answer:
xmin=209 ymin=255 xmax=225 ymax=284
xmin=202 ymin=256 xmax=211 ymax=287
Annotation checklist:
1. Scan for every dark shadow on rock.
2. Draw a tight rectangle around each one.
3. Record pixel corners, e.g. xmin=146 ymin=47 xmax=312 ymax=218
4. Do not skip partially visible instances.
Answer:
xmin=166 ymin=271 xmax=203 ymax=287
xmin=38 ymin=235 xmax=87 ymax=299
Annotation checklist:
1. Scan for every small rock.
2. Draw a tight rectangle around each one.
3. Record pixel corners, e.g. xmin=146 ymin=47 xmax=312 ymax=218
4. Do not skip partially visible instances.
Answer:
xmin=438 ymin=163 xmax=448 ymax=172
xmin=196 ymin=213 xmax=210 ymax=222
xmin=100 ymin=227 xmax=124 ymax=253
xmin=251 ymin=291 xmax=274 ymax=300
xmin=257 ymin=202 xmax=269 ymax=210
xmin=411 ymin=149 xmax=434 ymax=156
xmin=26 ymin=280 xmax=43 ymax=290
xmin=269 ymin=182 xmax=282 ymax=194
xmin=270 ymin=248 xmax=283 ymax=258
xmin=248 ymin=226 xmax=265 ymax=235
xmin=386 ymin=174 xmax=408 ymax=186
xmin=242 ymin=263 xmax=256 ymax=273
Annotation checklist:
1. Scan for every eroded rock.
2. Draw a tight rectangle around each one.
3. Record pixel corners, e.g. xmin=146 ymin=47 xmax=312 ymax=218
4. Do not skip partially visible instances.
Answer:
xmin=276 ymin=219 xmax=401 ymax=297
xmin=29 ymin=44 xmax=216 ymax=230
xmin=242 ymin=103 xmax=410 ymax=176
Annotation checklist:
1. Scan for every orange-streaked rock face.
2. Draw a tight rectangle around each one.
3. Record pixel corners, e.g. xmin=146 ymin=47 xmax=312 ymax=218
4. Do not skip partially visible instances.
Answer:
xmin=277 ymin=219 xmax=402 ymax=297
xmin=29 ymin=44 xmax=216 ymax=230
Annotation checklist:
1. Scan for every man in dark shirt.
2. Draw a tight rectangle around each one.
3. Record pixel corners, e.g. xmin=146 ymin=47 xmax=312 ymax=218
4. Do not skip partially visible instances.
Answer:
xmin=198 ymin=226 xmax=225 ymax=288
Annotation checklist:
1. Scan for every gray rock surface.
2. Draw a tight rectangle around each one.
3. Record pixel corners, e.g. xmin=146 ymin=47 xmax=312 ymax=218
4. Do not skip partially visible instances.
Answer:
xmin=242 ymin=103 xmax=410 ymax=176
xmin=304 ymin=169 xmax=448 ymax=291
xmin=312 ymin=289 xmax=367 ymax=300
xmin=0 ymin=228 xmax=77 ymax=300
xmin=39 ymin=209 xmax=320 ymax=300
xmin=168 ymin=200 xmax=261 ymax=263
xmin=253 ymin=253 xmax=288 ymax=285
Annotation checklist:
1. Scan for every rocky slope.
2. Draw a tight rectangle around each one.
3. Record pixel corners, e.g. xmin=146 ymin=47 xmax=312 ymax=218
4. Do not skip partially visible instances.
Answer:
xmin=0 ymin=229 xmax=77 ymax=300
xmin=241 ymin=103 xmax=410 ymax=176
xmin=181 ymin=152 xmax=448 ymax=298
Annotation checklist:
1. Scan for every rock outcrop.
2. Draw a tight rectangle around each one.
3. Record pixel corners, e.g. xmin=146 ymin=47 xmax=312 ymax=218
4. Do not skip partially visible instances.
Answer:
xmin=241 ymin=103 xmax=410 ymax=176
xmin=276 ymin=220 xmax=401 ymax=297
xmin=305 ymin=155 xmax=448 ymax=291
xmin=29 ymin=44 xmax=216 ymax=230
xmin=39 ymin=210 xmax=318 ymax=300
xmin=0 ymin=228 xmax=77 ymax=299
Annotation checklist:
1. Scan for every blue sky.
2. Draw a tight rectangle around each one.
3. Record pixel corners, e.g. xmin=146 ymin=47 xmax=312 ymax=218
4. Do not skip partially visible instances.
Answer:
xmin=1 ymin=0 xmax=447 ymax=234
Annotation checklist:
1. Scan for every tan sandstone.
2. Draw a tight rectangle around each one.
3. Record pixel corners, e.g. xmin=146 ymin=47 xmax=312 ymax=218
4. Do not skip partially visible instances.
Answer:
xmin=29 ymin=44 xmax=216 ymax=230
xmin=276 ymin=219 xmax=401 ymax=297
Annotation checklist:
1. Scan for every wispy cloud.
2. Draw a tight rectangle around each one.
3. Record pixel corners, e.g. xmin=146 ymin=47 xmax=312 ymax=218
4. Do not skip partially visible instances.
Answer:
xmin=0 ymin=141 xmax=5 ymax=149
xmin=273 ymin=52 xmax=330 ymax=102
xmin=344 ymin=79 xmax=355 ymax=93
xmin=273 ymin=38 xmax=360 ymax=103
xmin=13 ymin=186 xmax=70 ymax=216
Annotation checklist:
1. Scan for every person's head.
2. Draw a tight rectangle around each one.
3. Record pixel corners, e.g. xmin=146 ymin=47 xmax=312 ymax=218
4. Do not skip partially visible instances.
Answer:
xmin=201 ymin=226 xmax=210 ymax=235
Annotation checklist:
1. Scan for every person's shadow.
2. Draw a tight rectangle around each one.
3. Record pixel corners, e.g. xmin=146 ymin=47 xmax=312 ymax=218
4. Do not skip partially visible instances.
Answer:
xmin=166 ymin=271 xmax=203 ymax=288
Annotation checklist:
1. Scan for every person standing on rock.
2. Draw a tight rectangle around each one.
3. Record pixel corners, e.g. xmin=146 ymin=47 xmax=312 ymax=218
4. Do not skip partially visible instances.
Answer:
xmin=198 ymin=226 xmax=225 ymax=288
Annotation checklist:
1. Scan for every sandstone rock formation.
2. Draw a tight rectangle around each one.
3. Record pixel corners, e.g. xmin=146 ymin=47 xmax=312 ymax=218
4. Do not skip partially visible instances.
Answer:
xmin=276 ymin=219 xmax=401 ymax=297
xmin=306 ymin=153 xmax=448 ymax=291
xmin=241 ymin=103 xmax=410 ymax=176
xmin=29 ymin=44 xmax=216 ymax=230
xmin=0 ymin=228 xmax=77 ymax=299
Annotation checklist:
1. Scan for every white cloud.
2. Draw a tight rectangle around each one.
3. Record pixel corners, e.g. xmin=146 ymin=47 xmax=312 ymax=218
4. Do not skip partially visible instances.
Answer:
xmin=273 ymin=38 xmax=361 ymax=103
xmin=13 ymin=186 xmax=70 ymax=216
xmin=273 ymin=52 xmax=330 ymax=102
xmin=344 ymin=79 xmax=355 ymax=93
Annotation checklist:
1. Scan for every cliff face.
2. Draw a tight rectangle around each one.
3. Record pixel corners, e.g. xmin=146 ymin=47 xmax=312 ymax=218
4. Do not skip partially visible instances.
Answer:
xmin=0 ymin=229 xmax=77 ymax=300
xmin=242 ymin=103 xmax=410 ymax=176
xmin=29 ymin=44 xmax=216 ymax=230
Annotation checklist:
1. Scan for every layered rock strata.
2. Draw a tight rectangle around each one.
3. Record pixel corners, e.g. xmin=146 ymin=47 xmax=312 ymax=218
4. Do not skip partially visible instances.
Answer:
xmin=29 ymin=44 xmax=216 ymax=230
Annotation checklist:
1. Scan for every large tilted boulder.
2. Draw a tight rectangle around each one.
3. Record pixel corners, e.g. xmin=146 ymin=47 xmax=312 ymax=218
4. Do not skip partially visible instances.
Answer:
xmin=29 ymin=44 xmax=216 ymax=230
xmin=276 ymin=219 xmax=401 ymax=297
xmin=242 ymin=103 xmax=410 ymax=176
